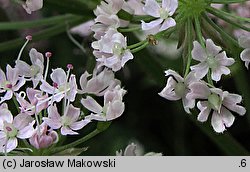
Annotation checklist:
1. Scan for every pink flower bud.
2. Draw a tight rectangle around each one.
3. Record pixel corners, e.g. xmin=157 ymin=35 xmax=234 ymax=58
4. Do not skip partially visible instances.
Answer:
xmin=45 ymin=52 xmax=52 ymax=58
xmin=26 ymin=35 xmax=32 ymax=41
xmin=67 ymin=64 xmax=73 ymax=70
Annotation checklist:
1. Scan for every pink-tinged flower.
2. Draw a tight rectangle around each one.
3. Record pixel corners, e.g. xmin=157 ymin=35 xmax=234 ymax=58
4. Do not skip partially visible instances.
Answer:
xmin=92 ymin=0 xmax=133 ymax=39
xmin=29 ymin=123 xmax=58 ymax=149
xmin=127 ymin=0 xmax=145 ymax=15
xmin=15 ymin=48 xmax=44 ymax=88
xmin=81 ymin=85 xmax=126 ymax=121
xmin=187 ymin=82 xmax=246 ymax=133
xmin=0 ymin=65 xmax=25 ymax=104
xmin=159 ymin=70 xmax=198 ymax=113
xmin=190 ymin=39 xmax=235 ymax=82
xmin=141 ymin=0 xmax=178 ymax=34
xmin=0 ymin=104 xmax=35 ymax=153
xmin=116 ymin=143 xmax=162 ymax=156
xmin=79 ymin=68 xmax=120 ymax=96
xmin=22 ymin=0 xmax=43 ymax=14
xmin=43 ymin=104 xmax=91 ymax=135
xmin=71 ymin=20 xmax=95 ymax=37
xmin=40 ymin=68 xmax=77 ymax=102
xmin=238 ymin=35 xmax=250 ymax=69
xmin=16 ymin=88 xmax=48 ymax=116
xmin=92 ymin=28 xmax=134 ymax=72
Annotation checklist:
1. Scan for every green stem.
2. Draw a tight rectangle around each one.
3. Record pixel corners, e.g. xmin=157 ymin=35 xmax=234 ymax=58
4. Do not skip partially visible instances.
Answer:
xmin=184 ymin=19 xmax=193 ymax=77
xmin=194 ymin=16 xmax=205 ymax=47
xmin=207 ymin=69 xmax=214 ymax=85
xmin=202 ymin=14 xmax=239 ymax=47
xmin=118 ymin=26 xmax=141 ymax=33
xmin=210 ymin=0 xmax=247 ymax=3
xmin=0 ymin=16 xmax=85 ymax=53
xmin=209 ymin=7 xmax=250 ymax=23
xmin=127 ymin=40 xmax=147 ymax=49
xmin=130 ymin=42 xmax=149 ymax=53
xmin=0 ymin=14 xmax=75 ymax=30
xmin=47 ymin=129 xmax=101 ymax=155
xmin=12 ymin=97 xmax=20 ymax=113
xmin=66 ymin=29 xmax=86 ymax=55
xmin=207 ymin=7 xmax=250 ymax=32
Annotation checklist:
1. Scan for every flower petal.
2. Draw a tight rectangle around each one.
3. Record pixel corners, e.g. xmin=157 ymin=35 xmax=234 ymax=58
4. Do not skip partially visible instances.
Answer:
xmin=81 ymin=96 xmax=103 ymax=114
xmin=206 ymin=39 xmax=222 ymax=57
xmin=190 ymin=62 xmax=209 ymax=79
xmin=197 ymin=101 xmax=211 ymax=122
xmin=187 ymin=82 xmax=211 ymax=100
xmin=61 ymin=126 xmax=78 ymax=135
xmin=191 ymin=41 xmax=207 ymax=62
xmin=159 ymin=17 xmax=176 ymax=31
xmin=50 ymin=68 xmax=66 ymax=85
xmin=69 ymin=119 xmax=91 ymax=131
xmin=159 ymin=76 xmax=180 ymax=101
xmin=143 ymin=0 xmax=160 ymax=17
xmin=211 ymin=111 xmax=225 ymax=133
xmin=141 ymin=18 xmax=163 ymax=31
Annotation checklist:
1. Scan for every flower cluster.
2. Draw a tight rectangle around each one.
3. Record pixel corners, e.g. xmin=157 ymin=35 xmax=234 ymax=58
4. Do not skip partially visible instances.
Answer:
xmin=0 ymin=36 xmax=126 ymax=154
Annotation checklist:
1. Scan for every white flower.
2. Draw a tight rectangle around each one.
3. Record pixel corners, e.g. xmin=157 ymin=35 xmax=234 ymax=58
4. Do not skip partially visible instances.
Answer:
xmin=0 ymin=65 xmax=25 ymax=104
xmin=92 ymin=28 xmax=134 ymax=71
xmin=187 ymin=82 xmax=246 ymax=133
xmin=238 ymin=35 xmax=250 ymax=69
xmin=81 ymin=85 xmax=126 ymax=121
xmin=79 ymin=68 xmax=120 ymax=96
xmin=22 ymin=0 xmax=43 ymax=14
xmin=43 ymin=104 xmax=91 ymax=135
xmin=15 ymin=48 xmax=44 ymax=88
xmin=40 ymin=68 xmax=77 ymax=102
xmin=141 ymin=0 xmax=178 ymax=34
xmin=159 ymin=70 xmax=198 ymax=113
xmin=190 ymin=39 xmax=235 ymax=81
xmin=92 ymin=0 xmax=133 ymax=39
xmin=0 ymin=104 xmax=35 ymax=153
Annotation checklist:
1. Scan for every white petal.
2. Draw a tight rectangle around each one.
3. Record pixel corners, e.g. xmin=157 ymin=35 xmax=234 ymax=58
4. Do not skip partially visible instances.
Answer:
xmin=0 ymin=90 xmax=13 ymax=104
xmin=216 ymin=51 xmax=235 ymax=66
xmin=163 ymin=0 xmax=178 ymax=16
xmin=240 ymin=49 xmax=250 ymax=69
xmin=159 ymin=17 xmax=176 ymax=31
xmin=238 ymin=35 xmax=250 ymax=49
xmin=182 ymin=96 xmax=195 ymax=114
xmin=13 ymin=114 xmax=33 ymax=130
xmin=29 ymin=48 xmax=44 ymax=65
xmin=211 ymin=66 xmax=230 ymax=82
xmin=197 ymin=101 xmax=211 ymax=122
xmin=143 ymin=0 xmax=160 ymax=17
xmin=187 ymin=82 xmax=210 ymax=100
xmin=191 ymin=41 xmax=207 ymax=62
xmin=40 ymin=80 xmax=54 ymax=94
xmin=211 ymin=111 xmax=225 ymax=133
xmin=106 ymin=101 xmax=125 ymax=120
xmin=65 ymin=104 xmax=80 ymax=123
xmin=81 ymin=96 xmax=103 ymax=114
xmin=17 ymin=121 xmax=35 ymax=139
xmin=121 ymin=50 xmax=134 ymax=67
xmin=0 ymin=68 xmax=6 ymax=83
xmin=220 ymin=107 xmax=235 ymax=128
xmin=206 ymin=39 xmax=222 ymax=57
xmin=165 ymin=69 xmax=184 ymax=82
xmin=50 ymin=68 xmax=66 ymax=85
xmin=190 ymin=62 xmax=209 ymax=79
xmin=141 ymin=18 xmax=163 ymax=31
xmin=69 ymin=119 xmax=91 ymax=130
xmin=5 ymin=138 xmax=18 ymax=153
xmin=159 ymin=77 xmax=180 ymax=100
xmin=61 ymin=126 xmax=78 ymax=135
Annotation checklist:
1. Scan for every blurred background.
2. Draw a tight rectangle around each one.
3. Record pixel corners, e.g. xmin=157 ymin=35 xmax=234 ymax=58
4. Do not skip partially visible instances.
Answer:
xmin=0 ymin=0 xmax=250 ymax=156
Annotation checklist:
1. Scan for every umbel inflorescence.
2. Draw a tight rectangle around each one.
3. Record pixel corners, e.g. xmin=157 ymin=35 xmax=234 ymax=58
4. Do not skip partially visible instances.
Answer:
xmin=0 ymin=0 xmax=249 ymax=155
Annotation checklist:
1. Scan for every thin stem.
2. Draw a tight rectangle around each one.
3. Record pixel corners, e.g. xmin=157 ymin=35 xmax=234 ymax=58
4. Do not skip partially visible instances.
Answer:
xmin=130 ymin=42 xmax=149 ymax=54
xmin=202 ymin=14 xmax=239 ymax=47
xmin=12 ymin=97 xmax=20 ymax=113
xmin=66 ymin=29 xmax=86 ymax=55
xmin=0 ymin=14 xmax=75 ymax=31
xmin=210 ymin=0 xmax=247 ymax=3
xmin=127 ymin=40 xmax=147 ymax=49
xmin=207 ymin=7 xmax=250 ymax=32
xmin=194 ymin=16 xmax=205 ymax=47
xmin=209 ymin=7 xmax=250 ymax=23
xmin=184 ymin=19 xmax=193 ymax=77
xmin=47 ymin=129 xmax=101 ymax=155
xmin=17 ymin=39 xmax=30 ymax=61
xmin=118 ymin=26 xmax=141 ymax=33
xmin=207 ymin=69 xmax=214 ymax=86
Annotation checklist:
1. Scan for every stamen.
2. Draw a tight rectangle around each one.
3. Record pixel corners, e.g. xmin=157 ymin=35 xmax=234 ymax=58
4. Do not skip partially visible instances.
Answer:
xmin=17 ymin=35 xmax=32 ymax=61
xmin=44 ymin=52 xmax=52 ymax=80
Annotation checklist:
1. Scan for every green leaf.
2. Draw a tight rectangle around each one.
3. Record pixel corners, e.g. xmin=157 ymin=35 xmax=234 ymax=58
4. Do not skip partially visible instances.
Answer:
xmin=0 ymin=14 xmax=75 ymax=31
xmin=0 ymin=16 xmax=85 ymax=53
